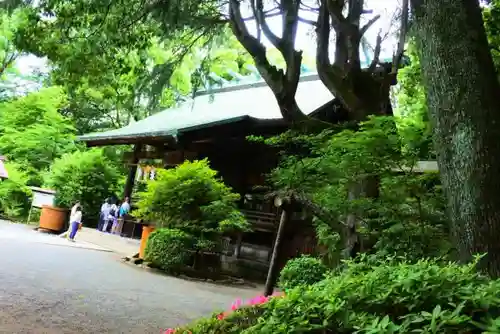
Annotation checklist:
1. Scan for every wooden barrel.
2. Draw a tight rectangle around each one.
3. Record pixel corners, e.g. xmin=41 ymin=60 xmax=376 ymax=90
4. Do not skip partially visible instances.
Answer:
xmin=139 ymin=225 xmax=155 ymax=259
xmin=39 ymin=205 xmax=67 ymax=232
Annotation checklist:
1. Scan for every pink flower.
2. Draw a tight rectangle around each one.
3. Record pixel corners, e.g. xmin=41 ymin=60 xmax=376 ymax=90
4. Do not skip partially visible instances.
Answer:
xmin=164 ymin=329 xmax=176 ymax=334
xmin=231 ymin=298 xmax=242 ymax=311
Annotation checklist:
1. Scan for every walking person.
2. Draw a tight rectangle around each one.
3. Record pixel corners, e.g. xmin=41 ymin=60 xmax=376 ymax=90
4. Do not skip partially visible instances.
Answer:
xmin=60 ymin=202 xmax=81 ymax=238
xmin=68 ymin=206 xmax=83 ymax=242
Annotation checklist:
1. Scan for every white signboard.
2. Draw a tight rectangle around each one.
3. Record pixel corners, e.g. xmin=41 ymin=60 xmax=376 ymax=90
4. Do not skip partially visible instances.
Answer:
xmin=30 ymin=187 xmax=56 ymax=208
xmin=0 ymin=160 xmax=7 ymax=179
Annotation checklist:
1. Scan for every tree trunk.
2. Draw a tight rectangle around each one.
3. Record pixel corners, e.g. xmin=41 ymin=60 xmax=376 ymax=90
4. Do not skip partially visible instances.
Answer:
xmin=411 ymin=0 xmax=500 ymax=277
xmin=123 ymin=144 xmax=142 ymax=201
xmin=343 ymin=175 xmax=380 ymax=258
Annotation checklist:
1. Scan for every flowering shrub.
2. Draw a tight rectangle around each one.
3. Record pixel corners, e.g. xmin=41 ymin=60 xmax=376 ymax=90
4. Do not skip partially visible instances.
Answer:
xmin=164 ymin=292 xmax=285 ymax=333
xmin=216 ymin=292 xmax=285 ymax=321
xmin=163 ymin=257 xmax=500 ymax=333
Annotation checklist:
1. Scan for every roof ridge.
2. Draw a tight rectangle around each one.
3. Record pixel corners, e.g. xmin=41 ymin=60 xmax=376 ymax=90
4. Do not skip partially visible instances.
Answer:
xmin=196 ymin=72 xmax=320 ymax=96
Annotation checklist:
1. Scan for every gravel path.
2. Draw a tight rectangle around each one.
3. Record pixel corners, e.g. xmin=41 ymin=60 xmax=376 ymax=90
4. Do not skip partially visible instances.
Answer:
xmin=0 ymin=222 xmax=260 ymax=333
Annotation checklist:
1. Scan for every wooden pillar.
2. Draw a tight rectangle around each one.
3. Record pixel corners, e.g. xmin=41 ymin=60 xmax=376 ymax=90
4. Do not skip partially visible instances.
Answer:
xmin=123 ymin=144 xmax=143 ymax=200
xmin=264 ymin=199 xmax=290 ymax=296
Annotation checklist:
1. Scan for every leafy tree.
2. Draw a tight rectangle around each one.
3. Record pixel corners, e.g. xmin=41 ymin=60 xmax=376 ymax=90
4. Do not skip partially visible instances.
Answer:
xmin=0 ymin=7 xmax=27 ymax=77
xmin=393 ymin=42 xmax=434 ymax=159
xmin=44 ymin=149 xmax=121 ymax=225
xmin=484 ymin=0 xmax=500 ymax=69
xmin=410 ymin=0 xmax=500 ymax=276
xmin=10 ymin=0 xmax=406 ymax=125
xmin=0 ymin=161 xmax=31 ymax=218
xmin=10 ymin=1 xmax=260 ymax=133
xmin=262 ymin=116 xmax=448 ymax=261
xmin=0 ymin=6 xmax=35 ymax=101
xmin=0 ymin=86 xmax=76 ymax=184
xmin=136 ymin=159 xmax=249 ymax=253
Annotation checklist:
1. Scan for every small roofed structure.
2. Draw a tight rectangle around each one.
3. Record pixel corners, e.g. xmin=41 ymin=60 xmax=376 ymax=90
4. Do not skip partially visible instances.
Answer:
xmin=78 ymin=73 xmax=344 ymax=280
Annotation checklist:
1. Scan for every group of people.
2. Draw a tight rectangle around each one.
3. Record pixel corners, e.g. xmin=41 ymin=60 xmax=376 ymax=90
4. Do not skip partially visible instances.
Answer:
xmin=60 ymin=196 xmax=131 ymax=242
xmin=98 ymin=197 xmax=131 ymax=235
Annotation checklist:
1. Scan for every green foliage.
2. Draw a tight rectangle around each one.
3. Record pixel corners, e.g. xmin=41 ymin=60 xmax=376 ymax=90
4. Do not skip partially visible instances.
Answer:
xmin=0 ymin=162 xmax=31 ymax=218
xmin=484 ymin=0 xmax=500 ymax=70
xmin=179 ymin=256 xmax=500 ymax=333
xmin=13 ymin=0 xmax=257 ymax=134
xmin=0 ymin=7 xmax=29 ymax=82
xmin=144 ymin=228 xmax=194 ymax=272
xmin=0 ymin=86 xmax=76 ymax=184
xmin=136 ymin=159 xmax=249 ymax=251
xmin=373 ymin=172 xmax=450 ymax=259
xmin=394 ymin=42 xmax=434 ymax=160
xmin=266 ymin=116 xmax=448 ymax=261
xmin=278 ymin=255 xmax=329 ymax=290
xmin=44 ymin=149 xmax=121 ymax=224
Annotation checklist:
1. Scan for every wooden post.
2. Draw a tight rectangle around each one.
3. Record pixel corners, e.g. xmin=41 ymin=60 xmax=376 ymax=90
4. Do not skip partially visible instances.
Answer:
xmin=124 ymin=144 xmax=143 ymax=200
xmin=234 ymin=232 xmax=243 ymax=259
xmin=264 ymin=199 xmax=290 ymax=296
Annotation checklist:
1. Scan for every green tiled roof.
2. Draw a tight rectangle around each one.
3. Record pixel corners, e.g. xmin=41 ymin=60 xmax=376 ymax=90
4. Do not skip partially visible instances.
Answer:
xmin=78 ymin=74 xmax=334 ymax=145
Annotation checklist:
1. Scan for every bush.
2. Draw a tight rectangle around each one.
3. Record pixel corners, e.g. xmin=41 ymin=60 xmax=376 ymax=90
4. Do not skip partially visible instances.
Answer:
xmin=136 ymin=159 xmax=249 ymax=252
xmin=145 ymin=228 xmax=194 ymax=272
xmin=0 ymin=162 xmax=32 ymax=218
xmin=44 ymin=149 xmax=121 ymax=226
xmin=176 ymin=256 xmax=500 ymax=333
xmin=278 ymin=255 xmax=328 ymax=290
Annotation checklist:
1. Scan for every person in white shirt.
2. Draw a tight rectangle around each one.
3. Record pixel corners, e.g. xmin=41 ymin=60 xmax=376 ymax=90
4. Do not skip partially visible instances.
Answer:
xmin=99 ymin=198 xmax=111 ymax=232
xmin=68 ymin=206 xmax=83 ymax=241
xmin=70 ymin=202 xmax=81 ymax=217
xmin=60 ymin=202 xmax=81 ymax=238
xmin=102 ymin=201 xmax=117 ymax=233
xmin=112 ymin=197 xmax=131 ymax=235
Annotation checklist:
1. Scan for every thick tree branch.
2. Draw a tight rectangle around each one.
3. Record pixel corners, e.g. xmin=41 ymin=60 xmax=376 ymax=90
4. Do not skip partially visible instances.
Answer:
xmin=316 ymin=0 xmax=331 ymax=73
xmin=280 ymin=0 xmax=302 ymax=95
xmin=299 ymin=2 xmax=319 ymax=12
xmin=229 ymin=0 xmax=275 ymax=77
xmin=392 ymin=0 xmax=409 ymax=74
xmin=249 ymin=0 xmax=262 ymax=41
xmin=368 ymin=32 xmax=382 ymax=72
xmin=298 ymin=16 xmax=317 ymax=26
xmin=229 ymin=0 xmax=307 ymax=124
xmin=327 ymin=0 xmax=346 ymax=26
xmin=316 ymin=0 xmax=366 ymax=119
xmin=242 ymin=10 xmax=282 ymax=22
xmin=345 ymin=0 xmax=363 ymax=69
xmin=360 ymin=14 xmax=380 ymax=36
xmin=292 ymin=192 xmax=346 ymax=232
xmin=256 ymin=0 xmax=282 ymax=49
xmin=347 ymin=0 xmax=363 ymax=25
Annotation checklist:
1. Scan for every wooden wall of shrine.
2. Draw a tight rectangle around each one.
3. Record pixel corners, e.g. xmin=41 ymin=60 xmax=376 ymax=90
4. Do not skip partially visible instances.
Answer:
xmin=122 ymin=135 xmax=317 ymax=281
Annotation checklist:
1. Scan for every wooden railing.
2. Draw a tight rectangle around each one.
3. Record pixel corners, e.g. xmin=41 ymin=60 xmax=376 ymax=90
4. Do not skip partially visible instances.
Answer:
xmin=121 ymin=207 xmax=278 ymax=234
xmin=241 ymin=209 xmax=278 ymax=232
